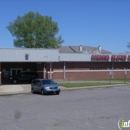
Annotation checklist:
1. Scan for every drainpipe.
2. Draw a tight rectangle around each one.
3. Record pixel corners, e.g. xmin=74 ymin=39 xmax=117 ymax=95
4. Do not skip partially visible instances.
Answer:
xmin=50 ymin=63 xmax=52 ymax=79
xmin=63 ymin=62 xmax=66 ymax=80
xmin=43 ymin=62 xmax=46 ymax=79
xmin=112 ymin=62 xmax=114 ymax=79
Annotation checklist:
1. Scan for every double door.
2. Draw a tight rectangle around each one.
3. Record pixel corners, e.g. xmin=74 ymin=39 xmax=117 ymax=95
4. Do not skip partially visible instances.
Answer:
xmin=10 ymin=69 xmax=22 ymax=76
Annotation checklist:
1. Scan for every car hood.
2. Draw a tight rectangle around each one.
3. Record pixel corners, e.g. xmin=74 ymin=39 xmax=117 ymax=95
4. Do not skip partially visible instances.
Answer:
xmin=42 ymin=84 xmax=59 ymax=88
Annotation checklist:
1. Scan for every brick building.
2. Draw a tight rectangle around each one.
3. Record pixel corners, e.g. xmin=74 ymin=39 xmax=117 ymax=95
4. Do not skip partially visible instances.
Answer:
xmin=0 ymin=45 xmax=130 ymax=85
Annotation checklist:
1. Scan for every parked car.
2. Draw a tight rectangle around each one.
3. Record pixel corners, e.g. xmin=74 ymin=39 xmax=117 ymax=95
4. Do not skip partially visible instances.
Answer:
xmin=10 ymin=72 xmax=38 ymax=84
xmin=31 ymin=79 xmax=61 ymax=95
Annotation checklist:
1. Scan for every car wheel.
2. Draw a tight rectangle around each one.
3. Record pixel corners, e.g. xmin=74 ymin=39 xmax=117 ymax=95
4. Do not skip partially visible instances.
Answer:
xmin=56 ymin=92 xmax=60 ymax=95
xmin=13 ymin=79 xmax=17 ymax=84
xmin=41 ymin=89 xmax=45 ymax=95
xmin=31 ymin=88 xmax=35 ymax=94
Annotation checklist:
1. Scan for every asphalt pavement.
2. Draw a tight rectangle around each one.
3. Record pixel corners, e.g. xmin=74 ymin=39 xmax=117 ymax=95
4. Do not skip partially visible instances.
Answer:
xmin=0 ymin=86 xmax=130 ymax=130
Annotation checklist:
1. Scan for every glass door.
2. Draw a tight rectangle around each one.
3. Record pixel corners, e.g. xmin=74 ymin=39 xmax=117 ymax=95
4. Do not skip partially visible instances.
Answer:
xmin=11 ymin=69 xmax=22 ymax=76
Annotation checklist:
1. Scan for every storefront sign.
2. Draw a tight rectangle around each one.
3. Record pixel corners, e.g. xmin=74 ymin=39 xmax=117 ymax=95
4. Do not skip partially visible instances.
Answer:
xmin=91 ymin=55 xmax=109 ymax=61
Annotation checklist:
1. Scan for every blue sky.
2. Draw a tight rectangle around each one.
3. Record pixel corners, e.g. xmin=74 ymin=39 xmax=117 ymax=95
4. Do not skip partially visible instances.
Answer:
xmin=0 ymin=0 xmax=130 ymax=53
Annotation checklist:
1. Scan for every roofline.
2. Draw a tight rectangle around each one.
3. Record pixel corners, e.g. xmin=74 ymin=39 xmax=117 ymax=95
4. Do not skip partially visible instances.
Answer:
xmin=0 ymin=48 xmax=59 ymax=50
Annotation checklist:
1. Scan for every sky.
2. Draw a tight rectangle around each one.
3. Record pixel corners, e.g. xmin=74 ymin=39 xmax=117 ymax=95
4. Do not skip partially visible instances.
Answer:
xmin=0 ymin=0 xmax=130 ymax=53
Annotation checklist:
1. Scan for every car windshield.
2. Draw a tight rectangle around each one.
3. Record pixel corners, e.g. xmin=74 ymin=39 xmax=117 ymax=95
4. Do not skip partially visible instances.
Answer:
xmin=42 ymin=80 xmax=56 ymax=84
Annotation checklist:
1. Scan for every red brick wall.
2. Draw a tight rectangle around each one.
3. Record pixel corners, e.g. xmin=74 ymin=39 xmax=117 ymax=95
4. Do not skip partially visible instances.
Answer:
xmin=52 ymin=72 xmax=64 ymax=80
xmin=65 ymin=71 xmax=110 ymax=80
xmin=1 ymin=62 xmax=130 ymax=83
xmin=113 ymin=71 xmax=130 ymax=79
xmin=52 ymin=62 xmax=130 ymax=80
xmin=53 ymin=62 xmax=63 ymax=69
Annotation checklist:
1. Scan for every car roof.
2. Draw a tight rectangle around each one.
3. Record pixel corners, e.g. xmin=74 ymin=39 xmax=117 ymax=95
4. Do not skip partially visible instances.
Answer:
xmin=34 ymin=79 xmax=52 ymax=81
xmin=22 ymin=72 xmax=37 ymax=73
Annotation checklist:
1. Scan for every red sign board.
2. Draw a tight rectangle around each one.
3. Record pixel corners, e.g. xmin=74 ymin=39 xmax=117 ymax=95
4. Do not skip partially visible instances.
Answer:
xmin=91 ymin=55 xmax=130 ymax=61
xmin=111 ymin=55 xmax=126 ymax=61
xmin=91 ymin=55 xmax=109 ymax=61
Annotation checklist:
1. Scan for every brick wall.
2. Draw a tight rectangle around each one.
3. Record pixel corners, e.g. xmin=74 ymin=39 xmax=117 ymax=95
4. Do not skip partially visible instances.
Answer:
xmin=53 ymin=62 xmax=64 ymax=69
xmin=113 ymin=71 xmax=130 ymax=79
xmin=66 ymin=71 xmax=110 ymax=80
xmin=52 ymin=62 xmax=130 ymax=80
xmin=52 ymin=72 xmax=64 ymax=80
xmin=1 ymin=62 xmax=130 ymax=83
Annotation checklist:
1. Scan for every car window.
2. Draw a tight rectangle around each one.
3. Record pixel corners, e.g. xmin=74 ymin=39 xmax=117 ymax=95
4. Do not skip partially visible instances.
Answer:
xmin=33 ymin=80 xmax=38 ymax=85
xmin=37 ymin=81 xmax=41 ymax=85
xmin=42 ymin=80 xmax=55 ymax=84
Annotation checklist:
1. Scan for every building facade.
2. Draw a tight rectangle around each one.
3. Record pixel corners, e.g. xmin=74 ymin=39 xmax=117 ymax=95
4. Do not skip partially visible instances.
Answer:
xmin=0 ymin=46 xmax=130 ymax=85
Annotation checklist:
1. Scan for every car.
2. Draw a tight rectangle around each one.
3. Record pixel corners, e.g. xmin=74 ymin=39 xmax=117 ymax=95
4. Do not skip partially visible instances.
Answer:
xmin=31 ymin=79 xmax=61 ymax=95
xmin=10 ymin=72 xmax=38 ymax=84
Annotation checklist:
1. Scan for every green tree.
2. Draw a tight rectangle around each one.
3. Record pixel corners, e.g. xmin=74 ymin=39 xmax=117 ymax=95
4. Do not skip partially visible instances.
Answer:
xmin=6 ymin=11 xmax=64 ymax=48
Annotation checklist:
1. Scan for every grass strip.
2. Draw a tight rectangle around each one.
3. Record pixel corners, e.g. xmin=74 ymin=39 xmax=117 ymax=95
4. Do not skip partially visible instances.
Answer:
xmin=58 ymin=83 xmax=125 ymax=88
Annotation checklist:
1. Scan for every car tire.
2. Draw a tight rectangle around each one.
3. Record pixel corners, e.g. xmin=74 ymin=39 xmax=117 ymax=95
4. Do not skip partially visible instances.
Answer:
xmin=56 ymin=92 xmax=60 ymax=95
xmin=31 ymin=88 xmax=35 ymax=94
xmin=12 ymin=79 xmax=17 ymax=84
xmin=41 ymin=89 xmax=45 ymax=95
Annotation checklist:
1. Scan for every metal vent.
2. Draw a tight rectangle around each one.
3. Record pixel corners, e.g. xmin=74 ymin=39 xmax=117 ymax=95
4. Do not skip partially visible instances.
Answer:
xmin=25 ymin=54 xmax=29 ymax=60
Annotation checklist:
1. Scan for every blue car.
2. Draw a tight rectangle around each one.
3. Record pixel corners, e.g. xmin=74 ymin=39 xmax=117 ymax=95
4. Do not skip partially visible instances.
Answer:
xmin=31 ymin=79 xmax=60 ymax=95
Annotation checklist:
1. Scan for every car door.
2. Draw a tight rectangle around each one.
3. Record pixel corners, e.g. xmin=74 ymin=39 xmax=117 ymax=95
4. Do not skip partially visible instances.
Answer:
xmin=33 ymin=80 xmax=41 ymax=92
xmin=31 ymin=80 xmax=37 ymax=91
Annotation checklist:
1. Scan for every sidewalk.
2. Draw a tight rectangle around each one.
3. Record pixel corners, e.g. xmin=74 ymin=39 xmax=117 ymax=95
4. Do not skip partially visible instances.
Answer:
xmin=0 ymin=83 xmax=128 ymax=96
xmin=0 ymin=84 xmax=68 ymax=95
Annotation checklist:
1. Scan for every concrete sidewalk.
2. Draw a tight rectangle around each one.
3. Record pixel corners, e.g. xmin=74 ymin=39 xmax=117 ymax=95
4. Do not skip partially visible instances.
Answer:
xmin=0 ymin=84 xmax=68 ymax=95
xmin=0 ymin=85 xmax=30 ymax=95
xmin=0 ymin=83 xmax=128 ymax=96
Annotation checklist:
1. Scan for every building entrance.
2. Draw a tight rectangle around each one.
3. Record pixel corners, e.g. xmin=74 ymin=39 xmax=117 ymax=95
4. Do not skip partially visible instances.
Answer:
xmin=10 ymin=69 xmax=22 ymax=76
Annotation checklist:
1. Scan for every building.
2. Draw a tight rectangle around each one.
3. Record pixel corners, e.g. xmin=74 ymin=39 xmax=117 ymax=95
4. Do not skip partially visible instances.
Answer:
xmin=0 ymin=45 xmax=130 ymax=85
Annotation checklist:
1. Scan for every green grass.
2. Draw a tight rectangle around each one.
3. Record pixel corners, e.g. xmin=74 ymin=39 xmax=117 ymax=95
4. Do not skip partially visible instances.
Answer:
xmin=58 ymin=82 xmax=125 ymax=88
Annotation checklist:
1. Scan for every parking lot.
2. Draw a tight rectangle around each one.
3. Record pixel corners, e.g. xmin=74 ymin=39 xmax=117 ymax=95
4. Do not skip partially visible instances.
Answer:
xmin=0 ymin=86 xmax=130 ymax=130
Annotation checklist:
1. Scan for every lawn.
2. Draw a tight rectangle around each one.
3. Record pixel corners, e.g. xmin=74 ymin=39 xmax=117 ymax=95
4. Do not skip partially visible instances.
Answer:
xmin=58 ymin=82 xmax=126 ymax=88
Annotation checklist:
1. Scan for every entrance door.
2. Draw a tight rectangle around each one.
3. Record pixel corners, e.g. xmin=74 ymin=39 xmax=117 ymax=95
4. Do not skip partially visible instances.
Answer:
xmin=10 ymin=69 xmax=22 ymax=76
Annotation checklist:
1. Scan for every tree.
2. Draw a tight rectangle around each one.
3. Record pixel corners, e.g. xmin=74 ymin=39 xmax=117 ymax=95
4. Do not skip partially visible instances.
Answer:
xmin=6 ymin=11 xmax=64 ymax=48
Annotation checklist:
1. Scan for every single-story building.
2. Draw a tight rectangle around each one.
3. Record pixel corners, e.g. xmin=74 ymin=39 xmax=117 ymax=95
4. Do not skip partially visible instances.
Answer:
xmin=0 ymin=45 xmax=130 ymax=85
